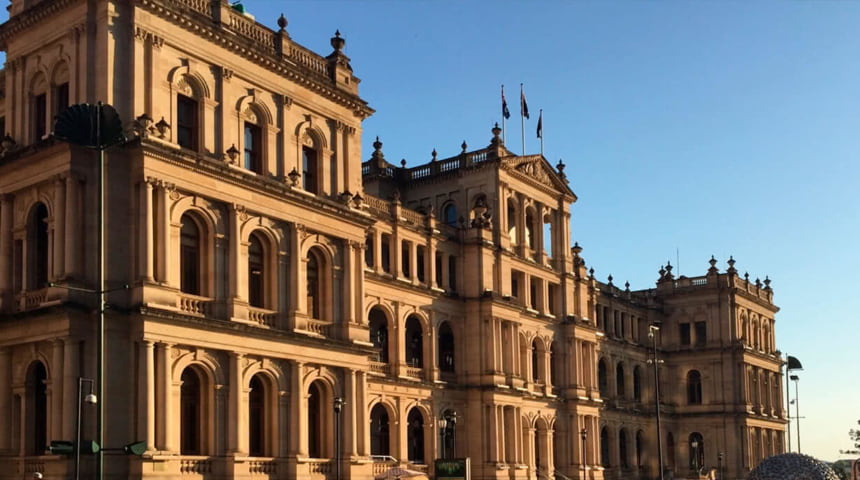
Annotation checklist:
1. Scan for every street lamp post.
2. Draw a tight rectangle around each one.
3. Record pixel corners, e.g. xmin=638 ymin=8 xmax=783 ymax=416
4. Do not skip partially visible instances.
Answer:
xmin=580 ymin=427 xmax=587 ymax=479
xmin=444 ymin=410 xmax=457 ymax=459
xmin=333 ymin=397 xmax=345 ymax=480
xmin=784 ymin=355 xmax=803 ymax=452
xmin=790 ymin=375 xmax=801 ymax=453
xmin=75 ymin=378 xmax=97 ymax=480
xmin=717 ymin=452 xmax=724 ymax=480
xmin=647 ymin=325 xmax=664 ymax=480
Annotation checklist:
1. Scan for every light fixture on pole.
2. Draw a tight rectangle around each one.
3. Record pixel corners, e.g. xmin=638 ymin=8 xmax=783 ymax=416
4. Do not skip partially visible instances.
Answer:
xmin=784 ymin=355 xmax=802 ymax=452
xmin=580 ymin=427 xmax=588 ymax=478
xmin=790 ymin=374 xmax=801 ymax=453
xmin=333 ymin=396 xmax=345 ymax=480
xmin=717 ymin=452 xmax=724 ymax=480
xmin=647 ymin=324 xmax=665 ymax=480
xmin=53 ymin=102 xmax=125 ymax=480
xmin=443 ymin=410 xmax=457 ymax=459
xmin=75 ymin=378 xmax=97 ymax=480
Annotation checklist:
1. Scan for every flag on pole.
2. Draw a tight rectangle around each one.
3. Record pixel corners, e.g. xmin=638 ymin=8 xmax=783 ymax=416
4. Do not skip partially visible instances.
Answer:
xmin=536 ymin=110 xmax=543 ymax=139
xmin=520 ymin=88 xmax=530 ymax=119
xmin=502 ymin=86 xmax=511 ymax=119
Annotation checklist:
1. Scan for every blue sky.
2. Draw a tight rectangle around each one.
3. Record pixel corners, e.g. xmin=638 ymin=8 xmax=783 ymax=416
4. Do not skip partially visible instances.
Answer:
xmin=268 ymin=0 xmax=858 ymax=460
xmin=6 ymin=0 xmax=860 ymax=461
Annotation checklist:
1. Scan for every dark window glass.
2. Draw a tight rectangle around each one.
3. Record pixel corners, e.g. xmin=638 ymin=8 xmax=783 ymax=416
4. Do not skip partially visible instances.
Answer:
xmin=633 ymin=366 xmax=642 ymax=401
xmin=447 ymin=255 xmax=457 ymax=292
xmin=600 ymin=427 xmax=610 ymax=467
xmin=401 ymin=240 xmax=411 ymax=278
xmin=405 ymin=316 xmax=423 ymax=367
xmin=687 ymin=370 xmax=703 ymax=404
xmin=54 ymin=83 xmax=69 ymax=115
xmin=370 ymin=404 xmax=390 ymax=455
xmin=619 ymin=429 xmax=629 ymax=468
xmin=369 ymin=308 xmax=389 ymax=363
xmin=407 ymin=409 xmax=425 ymax=463
xmin=416 ymin=246 xmax=425 ymax=283
xmin=308 ymin=382 xmax=322 ymax=458
xmin=27 ymin=362 xmax=47 ymax=455
xmin=695 ymin=321 xmax=707 ymax=347
xmin=244 ymin=122 xmax=262 ymax=173
xmin=364 ymin=236 xmax=374 ymax=268
xmin=307 ymin=252 xmax=320 ymax=319
xmin=249 ymin=375 xmax=265 ymax=456
xmin=688 ymin=433 xmax=704 ymax=470
xmin=381 ymin=235 xmax=391 ymax=273
xmin=33 ymin=93 xmax=47 ymax=140
xmin=443 ymin=204 xmax=457 ymax=226
xmin=680 ymin=323 xmax=691 ymax=346
xmin=302 ymin=145 xmax=318 ymax=194
xmin=180 ymin=216 xmax=200 ymax=295
xmin=598 ymin=359 xmax=608 ymax=396
xmin=434 ymin=252 xmax=442 ymax=287
xmin=180 ymin=368 xmax=201 ymax=454
xmin=616 ymin=363 xmax=625 ymax=397
xmin=248 ymin=235 xmax=264 ymax=308
xmin=27 ymin=204 xmax=49 ymax=290
xmin=438 ymin=322 xmax=455 ymax=373
xmin=177 ymin=95 xmax=198 ymax=150
xmin=0 ymin=116 xmax=6 ymax=137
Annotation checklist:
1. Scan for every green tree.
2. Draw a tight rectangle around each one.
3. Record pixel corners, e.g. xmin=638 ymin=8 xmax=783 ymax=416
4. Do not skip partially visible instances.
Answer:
xmin=841 ymin=419 xmax=860 ymax=455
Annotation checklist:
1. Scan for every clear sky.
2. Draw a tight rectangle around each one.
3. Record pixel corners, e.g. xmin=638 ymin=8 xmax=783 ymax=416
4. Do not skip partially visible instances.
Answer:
xmin=7 ymin=0 xmax=860 ymax=461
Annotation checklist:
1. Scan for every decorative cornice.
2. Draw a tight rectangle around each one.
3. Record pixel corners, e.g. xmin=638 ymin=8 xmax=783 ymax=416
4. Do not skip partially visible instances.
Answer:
xmin=0 ymin=0 xmax=79 ymax=49
xmin=135 ymin=0 xmax=374 ymax=119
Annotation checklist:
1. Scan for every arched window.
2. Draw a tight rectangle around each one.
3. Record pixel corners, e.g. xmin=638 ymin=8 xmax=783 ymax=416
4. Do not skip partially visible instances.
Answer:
xmin=302 ymin=145 xmax=319 ymax=194
xmin=180 ymin=214 xmax=201 ymax=295
xmin=616 ymin=363 xmax=625 ymax=398
xmin=25 ymin=361 xmax=47 ymax=455
xmin=308 ymin=381 xmax=325 ymax=458
xmin=688 ymin=432 xmax=704 ymax=471
xmin=598 ymin=358 xmax=608 ymax=397
xmin=177 ymin=93 xmax=199 ymax=150
xmin=306 ymin=250 xmax=322 ymax=319
xmin=51 ymin=62 xmax=70 ymax=117
xmin=531 ymin=339 xmax=540 ymax=382
xmin=369 ymin=307 xmax=389 ymax=363
xmin=26 ymin=203 xmax=49 ymax=290
xmin=443 ymin=203 xmax=458 ymax=226
xmin=406 ymin=408 xmax=425 ymax=463
xmin=405 ymin=316 xmax=423 ymax=367
xmin=248 ymin=234 xmax=265 ymax=308
xmin=636 ymin=430 xmax=644 ymax=467
xmin=633 ymin=366 xmax=642 ymax=402
xmin=244 ymin=116 xmax=263 ymax=174
xmin=687 ymin=370 xmax=702 ymax=405
xmin=600 ymin=427 xmax=610 ymax=467
xmin=619 ymin=428 xmax=629 ymax=468
xmin=248 ymin=374 xmax=268 ymax=456
xmin=438 ymin=322 xmax=455 ymax=373
xmin=180 ymin=367 xmax=203 ymax=454
xmin=370 ymin=404 xmax=390 ymax=456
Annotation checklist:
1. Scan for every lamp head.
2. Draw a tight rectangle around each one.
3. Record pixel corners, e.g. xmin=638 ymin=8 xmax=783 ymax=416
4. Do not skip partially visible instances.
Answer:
xmin=33 ymin=473 xmax=43 ymax=480
xmin=84 ymin=393 xmax=98 ymax=405
xmin=790 ymin=375 xmax=799 ymax=381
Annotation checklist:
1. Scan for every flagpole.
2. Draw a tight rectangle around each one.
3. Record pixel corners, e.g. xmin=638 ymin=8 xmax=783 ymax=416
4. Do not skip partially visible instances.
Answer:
xmin=539 ymin=109 xmax=544 ymax=156
xmin=501 ymin=84 xmax=506 ymax=145
xmin=520 ymin=84 xmax=525 ymax=156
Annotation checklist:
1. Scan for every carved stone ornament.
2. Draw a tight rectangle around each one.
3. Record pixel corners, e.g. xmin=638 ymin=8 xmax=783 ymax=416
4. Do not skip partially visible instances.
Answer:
xmin=301 ymin=132 xmax=314 ymax=147
xmin=242 ymin=107 xmax=258 ymax=124
xmin=175 ymin=76 xmax=192 ymax=96
xmin=516 ymin=160 xmax=553 ymax=187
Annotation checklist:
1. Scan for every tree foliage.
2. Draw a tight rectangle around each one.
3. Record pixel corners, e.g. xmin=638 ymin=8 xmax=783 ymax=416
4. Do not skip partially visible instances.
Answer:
xmin=843 ymin=419 xmax=860 ymax=455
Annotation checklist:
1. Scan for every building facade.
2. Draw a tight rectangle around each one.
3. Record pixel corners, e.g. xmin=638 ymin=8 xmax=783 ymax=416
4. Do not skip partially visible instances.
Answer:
xmin=0 ymin=1 xmax=785 ymax=480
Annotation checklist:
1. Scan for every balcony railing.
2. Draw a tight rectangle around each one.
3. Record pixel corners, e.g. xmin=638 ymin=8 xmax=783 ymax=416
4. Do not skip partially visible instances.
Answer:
xmin=180 ymin=456 xmax=212 ymax=474
xmin=248 ymin=306 xmax=277 ymax=327
xmin=177 ymin=293 xmax=211 ymax=316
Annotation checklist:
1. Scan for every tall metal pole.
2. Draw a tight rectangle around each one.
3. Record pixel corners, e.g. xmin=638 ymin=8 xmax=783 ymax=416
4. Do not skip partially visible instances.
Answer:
xmin=786 ymin=363 xmax=792 ymax=452
xmin=650 ymin=325 xmax=664 ymax=480
xmin=792 ymin=376 xmax=801 ymax=453
xmin=96 ymin=102 xmax=106 ymax=480
xmin=580 ymin=428 xmax=587 ymax=480
xmin=75 ymin=378 xmax=83 ymax=480
xmin=334 ymin=397 xmax=344 ymax=480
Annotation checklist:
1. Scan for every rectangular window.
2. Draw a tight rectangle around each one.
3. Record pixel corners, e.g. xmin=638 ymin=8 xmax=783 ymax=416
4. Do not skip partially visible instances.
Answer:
xmin=511 ymin=270 xmax=521 ymax=299
xmin=447 ymin=255 xmax=457 ymax=292
xmin=547 ymin=284 xmax=558 ymax=316
xmin=13 ymin=240 xmax=22 ymax=291
xmin=380 ymin=234 xmax=391 ymax=273
xmin=244 ymin=122 xmax=262 ymax=173
xmin=0 ymin=116 xmax=5 ymax=137
xmin=434 ymin=252 xmax=442 ymax=287
xmin=364 ymin=236 xmax=374 ymax=268
xmin=695 ymin=321 xmax=707 ymax=347
xmin=416 ymin=246 xmax=426 ymax=283
xmin=54 ymin=83 xmax=69 ymax=115
xmin=177 ymin=95 xmax=198 ymax=150
xmin=302 ymin=146 xmax=318 ymax=194
xmin=529 ymin=278 xmax=538 ymax=310
xmin=401 ymin=240 xmax=411 ymax=278
xmin=680 ymin=323 xmax=691 ymax=346
xmin=33 ymin=93 xmax=47 ymax=140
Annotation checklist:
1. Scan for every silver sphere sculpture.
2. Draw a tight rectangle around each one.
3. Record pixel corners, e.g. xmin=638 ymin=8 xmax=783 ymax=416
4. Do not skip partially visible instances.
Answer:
xmin=747 ymin=453 xmax=839 ymax=480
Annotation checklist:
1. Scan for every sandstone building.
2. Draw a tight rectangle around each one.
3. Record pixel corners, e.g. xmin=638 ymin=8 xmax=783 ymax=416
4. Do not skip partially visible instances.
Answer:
xmin=0 ymin=1 xmax=785 ymax=480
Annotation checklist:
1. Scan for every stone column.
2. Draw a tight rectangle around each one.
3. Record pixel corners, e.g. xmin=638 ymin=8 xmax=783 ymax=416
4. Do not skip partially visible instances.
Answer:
xmin=139 ymin=179 xmax=154 ymax=281
xmin=228 ymin=352 xmax=245 ymax=454
xmin=53 ymin=177 xmax=66 ymax=279
xmin=64 ymin=177 xmax=79 ymax=278
xmin=156 ymin=342 xmax=174 ymax=451
xmin=155 ymin=183 xmax=170 ymax=284
xmin=356 ymin=370 xmax=369 ymax=456
xmin=291 ymin=361 xmax=306 ymax=456
xmin=143 ymin=340 xmax=155 ymax=451
xmin=343 ymin=369 xmax=357 ymax=457
xmin=50 ymin=340 xmax=64 ymax=443
xmin=0 ymin=348 xmax=10 ymax=451
xmin=229 ymin=205 xmax=244 ymax=304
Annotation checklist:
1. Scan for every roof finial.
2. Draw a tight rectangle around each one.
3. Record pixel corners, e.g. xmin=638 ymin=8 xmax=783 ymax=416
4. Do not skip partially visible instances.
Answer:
xmin=277 ymin=13 xmax=288 ymax=31
xmin=330 ymin=29 xmax=345 ymax=52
